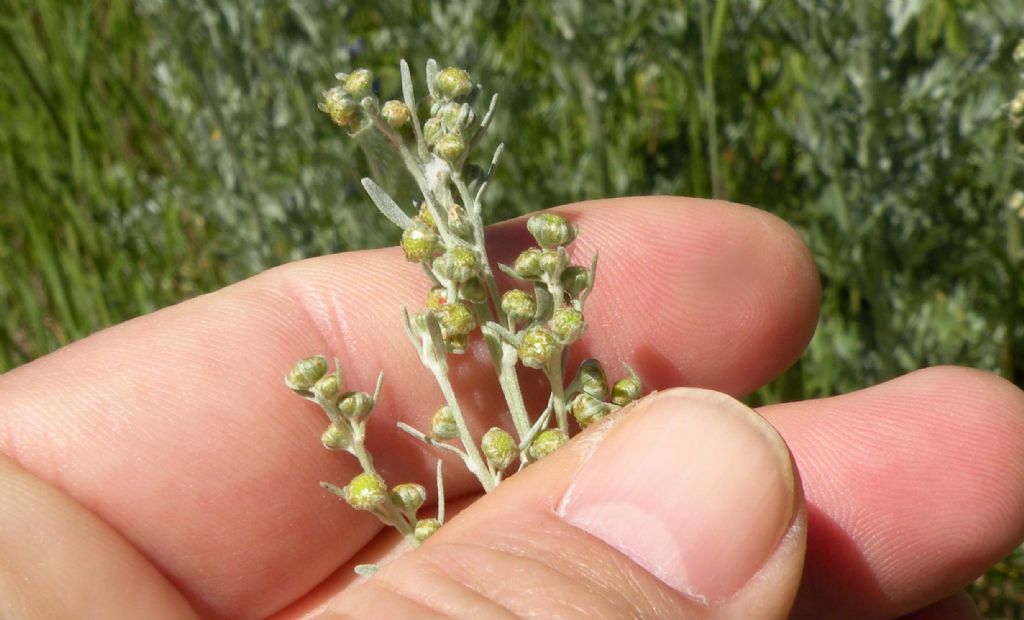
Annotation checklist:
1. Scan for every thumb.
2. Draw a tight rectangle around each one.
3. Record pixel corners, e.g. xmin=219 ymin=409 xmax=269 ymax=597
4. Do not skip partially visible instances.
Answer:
xmin=333 ymin=388 xmax=806 ymax=618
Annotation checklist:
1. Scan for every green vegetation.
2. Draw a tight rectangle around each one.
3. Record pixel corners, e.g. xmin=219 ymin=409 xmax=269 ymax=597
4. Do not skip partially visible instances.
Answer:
xmin=2 ymin=0 xmax=1022 ymax=612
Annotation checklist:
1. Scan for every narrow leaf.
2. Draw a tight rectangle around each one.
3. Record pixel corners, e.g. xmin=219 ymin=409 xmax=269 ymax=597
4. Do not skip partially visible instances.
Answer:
xmin=361 ymin=178 xmax=414 ymax=229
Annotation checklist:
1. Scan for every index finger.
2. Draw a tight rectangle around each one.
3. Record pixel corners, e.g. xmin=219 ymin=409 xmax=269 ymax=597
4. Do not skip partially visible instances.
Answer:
xmin=0 ymin=197 xmax=820 ymax=618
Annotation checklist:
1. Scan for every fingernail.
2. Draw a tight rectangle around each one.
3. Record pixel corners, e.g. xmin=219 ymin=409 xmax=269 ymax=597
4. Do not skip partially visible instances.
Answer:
xmin=556 ymin=388 xmax=796 ymax=603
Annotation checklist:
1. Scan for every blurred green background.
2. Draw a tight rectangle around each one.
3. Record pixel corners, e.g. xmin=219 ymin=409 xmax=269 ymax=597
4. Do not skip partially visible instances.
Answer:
xmin=1 ymin=0 xmax=1023 ymax=613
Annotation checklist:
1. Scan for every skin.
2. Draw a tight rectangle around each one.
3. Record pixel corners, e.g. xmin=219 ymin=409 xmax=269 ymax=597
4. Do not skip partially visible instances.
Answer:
xmin=0 ymin=197 xmax=1020 ymax=618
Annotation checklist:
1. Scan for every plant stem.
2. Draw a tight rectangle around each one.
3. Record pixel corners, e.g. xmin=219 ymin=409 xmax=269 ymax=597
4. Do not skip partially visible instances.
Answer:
xmin=498 ymin=342 xmax=532 ymax=439
xmin=430 ymin=363 xmax=496 ymax=492
xmin=546 ymin=353 xmax=568 ymax=434
xmin=699 ymin=0 xmax=726 ymax=199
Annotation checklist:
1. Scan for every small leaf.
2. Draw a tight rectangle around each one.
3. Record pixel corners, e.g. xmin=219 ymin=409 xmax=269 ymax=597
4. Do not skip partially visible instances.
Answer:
xmin=361 ymin=178 xmax=414 ymax=230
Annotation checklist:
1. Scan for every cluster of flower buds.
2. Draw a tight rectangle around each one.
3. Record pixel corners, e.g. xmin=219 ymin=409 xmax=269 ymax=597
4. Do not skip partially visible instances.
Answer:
xmin=564 ymin=358 xmax=643 ymax=429
xmin=286 ymin=356 xmax=443 ymax=542
xmin=320 ymin=69 xmax=376 ymax=131
xmin=502 ymin=213 xmax=592 ymax=371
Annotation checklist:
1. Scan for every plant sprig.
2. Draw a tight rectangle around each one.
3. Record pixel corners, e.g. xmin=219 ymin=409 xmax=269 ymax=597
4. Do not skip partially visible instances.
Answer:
xmin=287 ymin=60 xmax=643 ymax=554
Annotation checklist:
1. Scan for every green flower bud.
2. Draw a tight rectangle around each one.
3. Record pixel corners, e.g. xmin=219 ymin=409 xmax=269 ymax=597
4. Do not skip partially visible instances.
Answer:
xmin=338 ymin=391 xmax=374 ymax=419
xmin=550 ymin=307 xmax=586 ymax=344
xmin=322 ymin=87 xmax=359 ymax=128
xmin=381 ymin=99 xmax=411 ymax=129
xmin=321 ymin=423 xmax=351 ymax=451
xmin=414 ymin=518 xmax=442 ymax=541
xmin=433 ymin=246 xmax=478 ymax=283
xmin=423 ymin=117 xmax=443 ymax=145
xmin=539 ymin=248 xmax=568 ymax=277
xmin=343 ymin=69 xmax=374 ymax=99
xmin=433 ymin=133 xmax=465 ymax=163
xmin=512 ymin=247 xmax=542 ymax=279
xmin=570 ymin=393 xmax=611 ymax=429
xmin=612 ymin=374 xmax=642 ymax=407
xmin=313 ymin=372 xmax=342 ymax=403
xmin=575 ymin=359 xmax=609 ymax=400
xmin=435 ymin=67 xmax=472 ymax=100
xmin=561 ymin=266 xmax=591 ymax=298
xmin=430 ymin=405 xmax=458 ymax=440
xmin=481 ymin=427 xmax=516 ymax=471
xmin=527 ymin=213 xmax=577 ymax=249
xmin=417 ymin=203 xmax=437 ymax=230
xmin=518 ymin=325 xmax=558 ymax=369
xmin=426 ymin=286 xmax=448 ymax=311
xmin=460 ymin=277 xmax=486 ymax=303
xmin=390 ymin=483 xmax=427 ymax=515
xmin=401 ymin=223 xmax=438 ymax=262
xmin=344 ymin=472 xmax=387 ymax=511
xmin=286 ymin=355 xmax=328 ymax=390
xmin=438 ymin=101 xmax=473 ymax=131
xmin=1015 ymin=39 xmax=1024 ymax=66
xmin=434 ymin=302 xmax=476 ymax=336
xmin=438 ymin=101 xmax=463 ymax=129
xmin=447 ymin=203 xmax=472 ymax=237
xmin=528 ymin=428 xmax=568 ymax=460
xmin=445 ymin=334 xmax=469 ymax=354
xmin=501 ymin=289 xmax=536 ymax=323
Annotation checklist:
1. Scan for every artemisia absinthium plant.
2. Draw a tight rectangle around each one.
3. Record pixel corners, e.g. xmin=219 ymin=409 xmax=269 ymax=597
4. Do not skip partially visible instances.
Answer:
xmin=284 ymin=61 xmax=642 ymax=566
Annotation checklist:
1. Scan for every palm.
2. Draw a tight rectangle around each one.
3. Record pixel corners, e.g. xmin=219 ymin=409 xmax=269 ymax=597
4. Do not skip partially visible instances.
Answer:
xmin=0 ymin=199 xmax=1019 ymax=619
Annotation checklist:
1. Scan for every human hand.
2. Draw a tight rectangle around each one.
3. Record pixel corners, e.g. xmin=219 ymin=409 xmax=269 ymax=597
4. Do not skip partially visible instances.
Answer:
xmin=1 ymin=198 xmax=1020 ymax=619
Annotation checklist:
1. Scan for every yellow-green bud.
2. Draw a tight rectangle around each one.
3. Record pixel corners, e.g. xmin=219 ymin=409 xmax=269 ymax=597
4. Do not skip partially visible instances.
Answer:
xmin=561 ymin=266 xmax=591 ymax=297
xmin=527 ymin=213 xmax=577 ymax=249
xmin=390 ymin=483 xmax=427 ymax=515
xmin=426 ymin=286 xmax=448 ymax=311
xmin=322 ymin=87 xmax=358 ymax=127
xmin=430 ymin=405 xmax=458 ymax=440
xmin=344 ymin=472 xmax=387 ymax=511
xmin=539 ymin=248 xmax=568 ymax=277
xmin=313 ymin=372 xmax=342 ymax=403
xmin=338 ymin=391 xmax=374 ymax=419
xmin=381 ymin=99 xmax=411 ymax=129
xmin=423 ymin=117 xmax=443 ymax=145
xmin=518 ymin=325 xmax=558 ymax=369
xmin=1015 ymin=39 xmax=1024 ymax=66
xmin=528 ymin=428 xmax=568 ymax=460
xmin=434 ymin=246 xmax=478 ymax=283
xmin=435 ymin=67 xmax=472 ymax=100
xmin=414 ymin=518 xmax=442 ymax=541
xmin=433 ymin=133 xmax=465 ymax=163
xmin=460 ymin=277 xmax=486 ymax=303
xmin=401 ymin=223 xmax=438 ymax=262
xmin=343 ymin=69 xmax=374 ymax=99
xmin=447 ymin=203 xmax=472 ymax=237
xmin=418 ymin=203 xmax=437 ymax=230
xmin=550 ymin=307 xmax=586 ymax=344
xmin=321 ymin=423 xmax=351 ymax=450
xmin=575 ymin=359 xmax=609 ymax=400
xmin=612 ymin=375 xmax=642 ymax=406
xmin=513 ymin=247 xmax=542 ymax=279
xmin=286 ymin=355 xmax=328 ymax=390
xmin=434 ymin=302 xmax=476 ymax=336
xmin=501 ymin=289 xmax=536 ymax=323
xmin=438 ymin=101 xmax=461 ymax=128
xmin=570 ymin=393 xmax=611 ymax=429
xmin=445 ymin=334 xmax=469 ymax=354
xmin=481 ymin=427 xmax=516 ymax=471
